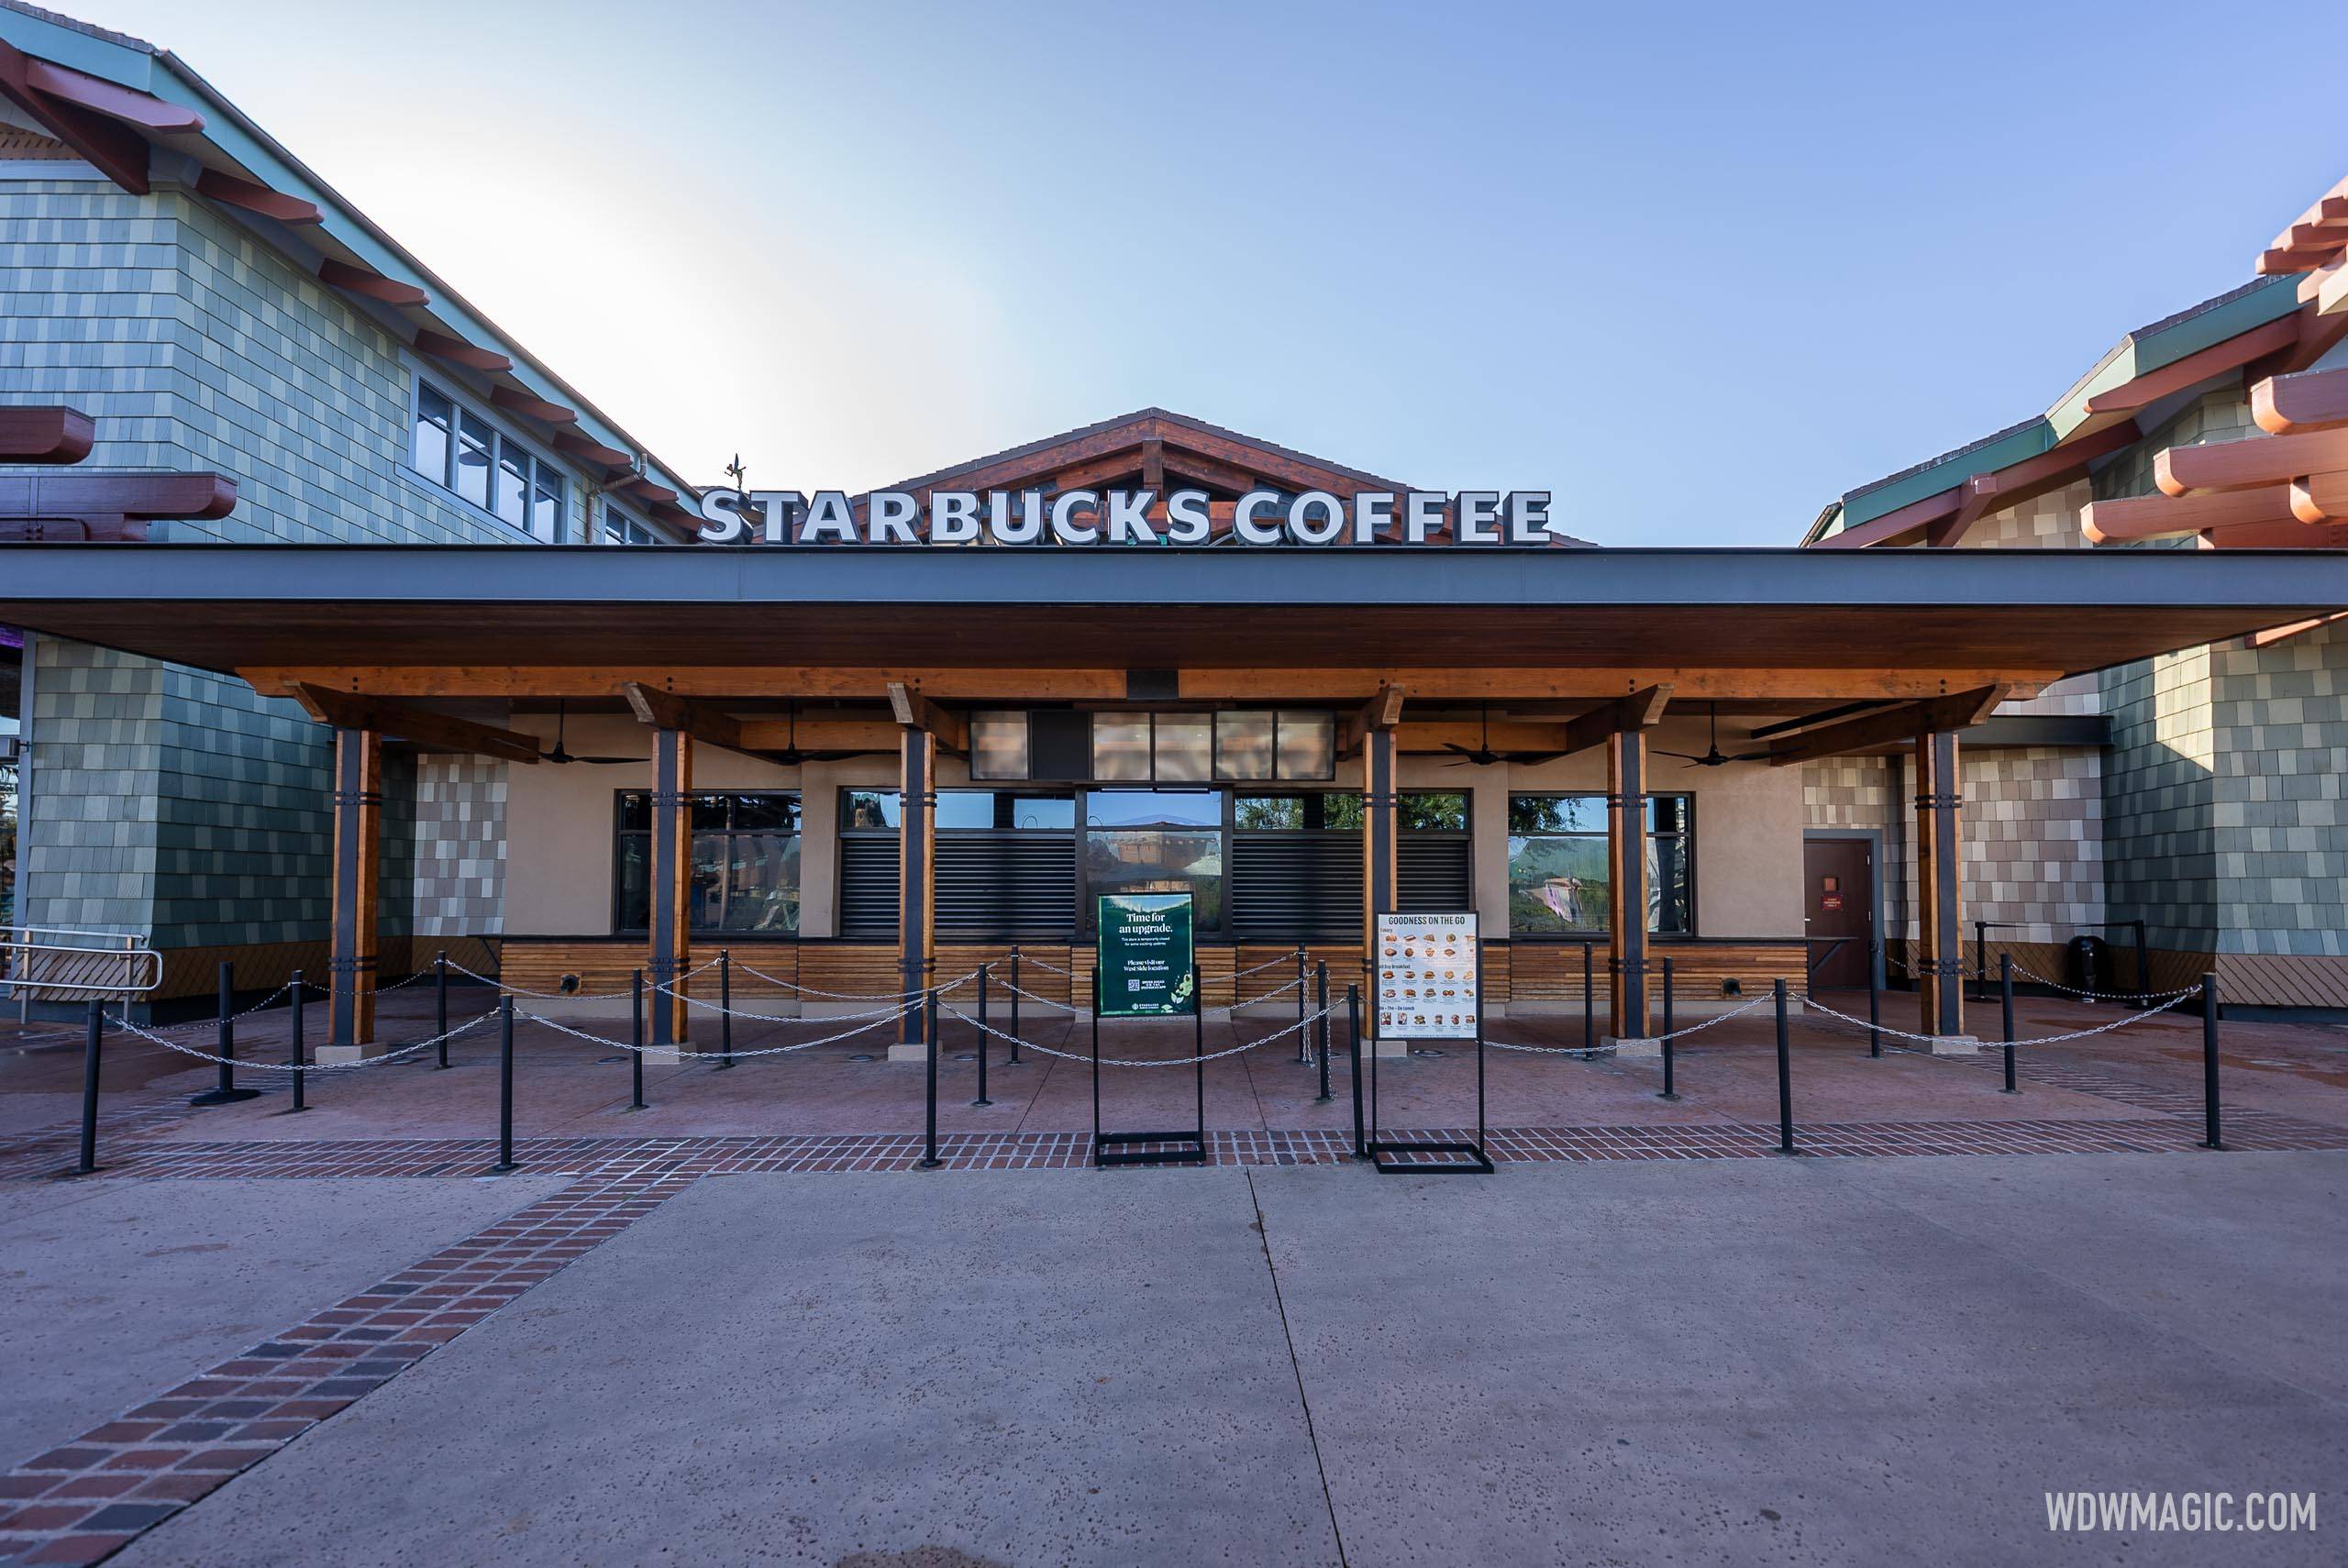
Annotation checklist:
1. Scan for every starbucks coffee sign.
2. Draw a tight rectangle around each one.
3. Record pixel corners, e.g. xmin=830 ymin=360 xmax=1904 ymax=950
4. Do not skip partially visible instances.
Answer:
xmin=695 ymin=487 xmax=1563 ymax=547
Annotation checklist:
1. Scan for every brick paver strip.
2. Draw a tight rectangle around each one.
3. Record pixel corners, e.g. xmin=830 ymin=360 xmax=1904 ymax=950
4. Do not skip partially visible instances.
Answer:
xmin=0 ymin=1171 xmax=694 ymax=1567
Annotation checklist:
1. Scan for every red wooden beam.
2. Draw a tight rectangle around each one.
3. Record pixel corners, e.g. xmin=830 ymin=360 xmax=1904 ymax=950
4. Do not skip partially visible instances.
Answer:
xmin=22 ymin=59 xmax=203 ymax=133
xmin=2154 ymin=427 xmax=2348 ymax=495
xmin=2254 ymin=366 xmax=2348 ymax=435
xmin=194 ymin=168 xmax=322 ymax=225
xmin=0 ymin=407 xmax=94 ymax=465
xmin=2083 ymin=316 xmax=2303 ymax=414
xmin=618 ymin=475 xmax=679 ymax=506
xmin=1809 ymin=486 xmax=1959 ymax=550
xmin=412 ymin=330 xmax=512 ymax=374
xmin=490 ymin=384 xmax=580 ymax=425
xmin=554 ymin=428 xmax=633 ymax=469
xmin=2288 ymin=471 xmax=2348 ymax=525
xmin=2198 ymin=518 xmax=2348 ymax=549
xmin=0 ymin=39 xmax=150 ymax=193
xmin=0 ymin=471 xmax=235 ymax=521
xmin=1944 ymin=421 xmax=2141 ymax=541
xmin=2081 ymin=485 xmax=2298 ymax=544
xmin=317 ymin=258 xmax=426 ymax=308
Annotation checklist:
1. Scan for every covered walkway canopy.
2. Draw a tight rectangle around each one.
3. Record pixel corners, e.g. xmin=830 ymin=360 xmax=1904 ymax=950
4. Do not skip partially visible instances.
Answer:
xmin=6 ymin=540 xmax=2344 ymax=1057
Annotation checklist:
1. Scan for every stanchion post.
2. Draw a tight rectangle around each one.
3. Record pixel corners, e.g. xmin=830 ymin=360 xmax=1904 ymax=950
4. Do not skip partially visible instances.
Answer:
xmin=1314 ymin=961 xmax=1332 ymax=1103
xmin=1295 ymin=944 xmax=1310 ymax=1064
xmin=1006 ymin=945 xmax=1022 ymax=1065
xmin=1999 ymin=953 xmax=2017 ymax=1093
xmin=1973 ymin=921 xmax=1987 ymax=1006
xmin=716 ymin=948 xmax=735 ymax=1069
xmin=434 ymin=949 xmax=449 ymax=1067
xmin=919 ymin=988 xmax=942 ymax=1168
xmin=77 ymin=999 xmax=103 ymax=1175
xmin=1659 ymin=955 xmax=1678 ymax=1101
xmin=1866 ymin=938 xmax=1882 ymax=1058
xmin=971 ymin=966 xmax=991 ymax=1107
xmin=192 ymin=958 xmax=256 ymax=1106
xmin=2199 ymin=972 xmax=2223 ymax=1150
xmin=1346 ymin=983 xmax=1367 ymax=1159
xmin=490 ymin=996 xmax=517 ymax=1173
xmin=1774 ymin=977 xmax=1794 ymax=1154
xmin=629 ymin=968 xmax=647 ymax=1111
xmin=289 ymin=967 xmax=308 ymax=1113
xmin=2133 ymin=921 xmax=2152 ymax=1010
xmin=1582 ymin=941 xmax=1594 ymax=1050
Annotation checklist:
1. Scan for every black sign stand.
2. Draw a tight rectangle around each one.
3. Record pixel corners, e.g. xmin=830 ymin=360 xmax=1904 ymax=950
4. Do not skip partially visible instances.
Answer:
xmin=1367 ymin=930 xmax=1493 ymax=1175
xmin=1091 ymin=963 xmax=1208 ymax=1167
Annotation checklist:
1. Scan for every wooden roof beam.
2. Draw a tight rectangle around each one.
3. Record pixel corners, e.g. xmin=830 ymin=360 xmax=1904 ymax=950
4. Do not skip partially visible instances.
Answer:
xmin=1945 ymin=421 xmax=2141 ymax=541
xmin=1559 ymin=684 xmax=1672 ymax=756
xmin=194 ymin=168 xmax=321 ymax=225
xmin=2154 ymin=427 xmax=2348 ymax=496
xmin=0 ymin=471 xmax=234 ymax=520
xmin=21 ymin=58 xmax=203 ymax=134
xmin=317 ymin=258 xmax=426 ymax=308
xmin=1764 ymin=686 xmax=2008 ymax=767
xmin=1340 ymin=682 xmax=1406 ymax=755
xmin=0 ymin=407 xmax=94 ymax=465
xmin=2083 ymin=316 xmax=2301 ymax=415
xmin=0 ymin=38 xmax=151 ymax=193
xmin=620 ymin=681 xmax=770 ymax=760
xmin=288 ymin=683 xmax=539 ymax=763
xmin=887 ymin=681 xmax=967 ymax=751
xmin=414 ymin=330 xmax=511 ymax=374
xmin=2081 ymin=485 xmax=2300 ymax=544
xmin=1809 ymin=487 xmax=1958 ymax=550
xmin=2254 ymin=366 xmax=2348 ymax=435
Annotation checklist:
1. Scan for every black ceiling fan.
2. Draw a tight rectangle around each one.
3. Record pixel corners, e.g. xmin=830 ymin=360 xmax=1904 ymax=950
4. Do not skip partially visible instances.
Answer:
xmin=540 ymin=701 xmax=645 ymax=766
xmin=1411 ymin=704 xmax=1567 ymax=767
xmin=765 ymin=700 xmax=884 ymax=767
xmin=1656 ymin=702 xmax=1767 ymax=768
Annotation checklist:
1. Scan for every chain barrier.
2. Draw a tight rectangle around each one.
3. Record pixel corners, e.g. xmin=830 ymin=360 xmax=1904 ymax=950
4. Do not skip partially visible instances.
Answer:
xmin=1484 ymin=992 xmax=1773 ymax=1055
xmin=517 ymin=1007 xmax=908 ymax=1058
xmin=1805 ymin=989 xmax=2201 ymax=1052
xmin=1015 ymin=949 xmax=1299 ymax=985
xmin=108 ymin=1007 xmax=498 ymax=1071
xmin=991 ymin=972 xmax=1303 ymax=1021
xmin=944 ymin=1003 xmax=1335 ymax=1067
xmin=2006 ymin=963 xmax=2193 ymax=1004
xmin=441 ymin=955 xmax=727 ymax=1000
xmin=723 ymin=960 xmax=980 ymax=1002
xmin=648 ymin=981 xmax=911 ymax=1027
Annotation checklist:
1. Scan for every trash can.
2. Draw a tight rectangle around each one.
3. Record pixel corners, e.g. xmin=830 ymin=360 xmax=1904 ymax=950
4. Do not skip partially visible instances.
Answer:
xmin=2066 ymin=933 xmax=2110 ymax=996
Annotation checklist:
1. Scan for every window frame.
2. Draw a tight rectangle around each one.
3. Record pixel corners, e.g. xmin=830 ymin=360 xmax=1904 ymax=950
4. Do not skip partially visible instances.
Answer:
xmin=1502 ymin=790 xmax=1696 ymax=939
xmin=599 ymin=497 xmax=659 ymax=546
xmin=1080 ymin=710 xmax=1337 ymax=784
xmin=405 ymin=369 xmax=570 ymax=542
xmin=611 ymin=789 xmax=803 ymax=936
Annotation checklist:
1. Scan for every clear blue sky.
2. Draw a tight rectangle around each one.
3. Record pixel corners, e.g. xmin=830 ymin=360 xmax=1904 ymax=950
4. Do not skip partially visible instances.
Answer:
xmin=88 ymin=0 xmax=2344 ymax=543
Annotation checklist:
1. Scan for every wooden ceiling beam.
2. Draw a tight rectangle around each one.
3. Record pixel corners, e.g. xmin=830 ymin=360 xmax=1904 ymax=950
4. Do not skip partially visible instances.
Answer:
xmin=1559 ymin=683 xmax=1672 ymax=756
xmin=238 ymin=666 xmax=2058 ymax=704
xmin=887 ymin=681 xmax=967 ymax=751
xmin=619 ymin=680 xmax=761 ymax=761
xmin=2154 ymin=427 xmax=2348 ymax=496
xmin=1340 ymin=681 xmax=1406 ymax=755
xmin=1764 ymin=685 xmax=2008 ymax=767
xmin=287 ymin=683 xmax=540 ymax=763
xmin=2254 ymin=366 xmax=2348 ymax=435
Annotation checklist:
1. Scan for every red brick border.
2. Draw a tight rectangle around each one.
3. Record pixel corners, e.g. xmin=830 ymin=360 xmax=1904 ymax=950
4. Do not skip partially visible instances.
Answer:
xmin=0 ymin=1171 xmax=692 ymax=1567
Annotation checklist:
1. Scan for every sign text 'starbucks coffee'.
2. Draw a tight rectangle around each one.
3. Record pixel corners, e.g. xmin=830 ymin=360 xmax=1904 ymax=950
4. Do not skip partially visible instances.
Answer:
xmin=1095 ymin=893 xmax=1197 ymax=1018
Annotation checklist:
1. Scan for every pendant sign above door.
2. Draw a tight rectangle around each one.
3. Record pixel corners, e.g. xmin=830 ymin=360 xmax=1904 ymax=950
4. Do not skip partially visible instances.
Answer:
xmin=1095 ymin=893 xmax=1197 ymax=1018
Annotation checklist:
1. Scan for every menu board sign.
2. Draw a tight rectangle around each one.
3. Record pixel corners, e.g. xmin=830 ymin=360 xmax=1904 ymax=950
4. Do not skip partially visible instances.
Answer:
xmin=1374 ymin=911 xmax=1479 ymax=1040
xmin=1096 ymin=892 xmax=1197 ymax=1018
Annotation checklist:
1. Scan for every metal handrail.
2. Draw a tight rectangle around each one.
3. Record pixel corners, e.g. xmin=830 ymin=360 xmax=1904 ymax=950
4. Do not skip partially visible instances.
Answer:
xmin=2 ymin=925 xmax=161 ymax=1000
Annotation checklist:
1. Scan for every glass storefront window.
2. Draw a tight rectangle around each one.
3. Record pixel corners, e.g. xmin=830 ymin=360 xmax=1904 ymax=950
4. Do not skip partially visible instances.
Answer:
xmin=1153 ymin=714 xmax=1213 ymax=780
xmin=615 ymin=790 xmax=801 ymax=933
xmin=1214 ymin=711 xmax=1275 ymax=780
xmin=1085 ymin=790 xmax=1224 ymax=932
xmin=1505 ymin=792 xmax=1693 ymax=935
xmin=1091 ymin=716 xmax=1151 ymax=781
xmin=1275 ymin=711 xmax=1335 ymax=779
xmin=969 ymin=711 xmax=1028 ymax=779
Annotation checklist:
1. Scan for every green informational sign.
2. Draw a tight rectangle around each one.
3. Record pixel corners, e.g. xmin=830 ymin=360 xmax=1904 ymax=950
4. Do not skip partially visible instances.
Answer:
xmin=1095 ymin=892 xmax=1197 ymax=1018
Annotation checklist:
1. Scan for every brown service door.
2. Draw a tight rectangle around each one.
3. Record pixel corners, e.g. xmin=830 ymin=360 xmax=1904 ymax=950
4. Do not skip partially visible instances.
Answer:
xmin=1803 ymin=837 xmax=1872 ymax=989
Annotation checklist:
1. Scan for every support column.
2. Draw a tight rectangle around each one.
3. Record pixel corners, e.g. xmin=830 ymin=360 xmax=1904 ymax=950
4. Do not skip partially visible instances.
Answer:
xmin=896 ymin=723 xmax=936 ymax=1052
xmin=1607 ymin=728 xmax=1651 ymax=1043
xmin=320 ymin=727 xmax=381 ymax=1064
xmin=648 ymin=726 xmax=692 ymax=1052
xmin=1358 ymin=725 xmax=1404 ymax=1055
xmin=1914 ymin=728 xmax=1971 ymax=1047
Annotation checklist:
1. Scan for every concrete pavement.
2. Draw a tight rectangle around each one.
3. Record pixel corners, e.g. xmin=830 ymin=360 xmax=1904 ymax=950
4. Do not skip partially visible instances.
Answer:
xmin=97 ymin=1151 xmax=2347 ymax=1568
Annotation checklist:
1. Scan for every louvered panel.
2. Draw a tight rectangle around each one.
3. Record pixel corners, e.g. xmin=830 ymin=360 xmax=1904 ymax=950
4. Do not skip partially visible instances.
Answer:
xmin=1230 ymin=834 xmax=1360 ymax=943
xmin=1399 ymin=838 xmax=1471 ymax=913
xmin=936 ymin=835 xmax=1076 ymax=940
xmin=837 ymin=837 xmax=900 ymax=941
